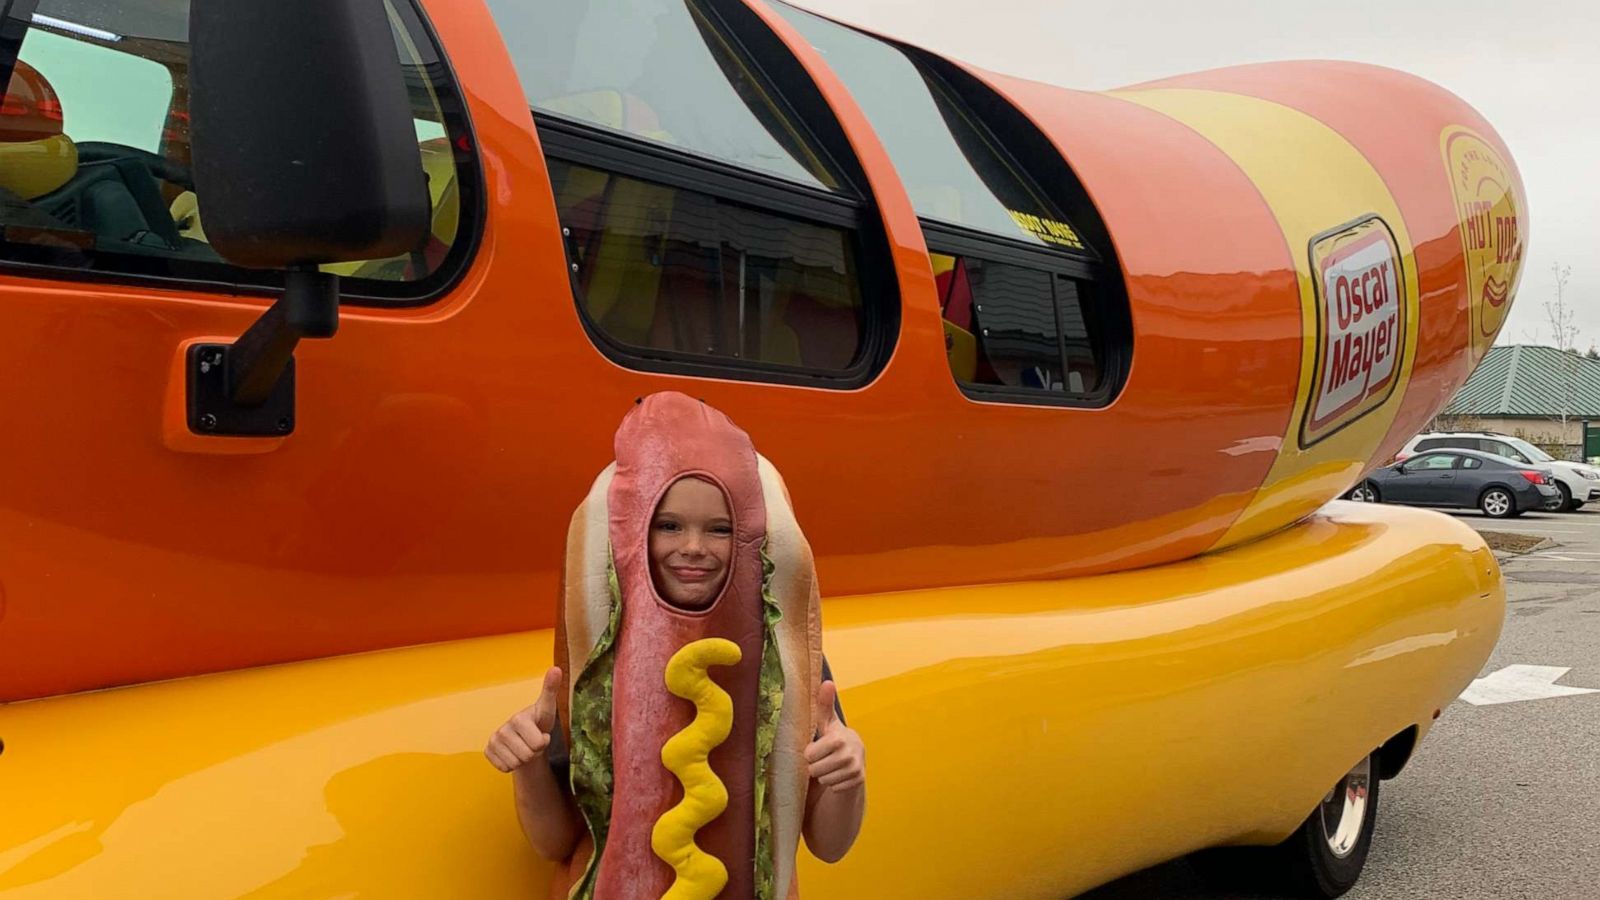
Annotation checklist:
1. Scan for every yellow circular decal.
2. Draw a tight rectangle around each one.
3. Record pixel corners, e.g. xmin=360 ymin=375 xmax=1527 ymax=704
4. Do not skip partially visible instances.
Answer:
xmin=1442 ymin=127 xmax=1524 ymax=359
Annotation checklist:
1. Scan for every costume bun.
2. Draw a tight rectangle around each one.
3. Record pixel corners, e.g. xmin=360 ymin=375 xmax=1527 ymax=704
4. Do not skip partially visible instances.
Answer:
xmin=556 ymin=393 xmax=823 ymax=900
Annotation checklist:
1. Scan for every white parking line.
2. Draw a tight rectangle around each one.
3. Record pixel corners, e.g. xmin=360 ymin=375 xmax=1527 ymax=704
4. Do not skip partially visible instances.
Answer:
xmin=1459 ymin=665 xmax=1600 ymax=706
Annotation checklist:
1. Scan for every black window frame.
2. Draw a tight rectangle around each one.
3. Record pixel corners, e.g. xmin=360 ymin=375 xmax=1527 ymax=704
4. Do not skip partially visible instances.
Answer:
xmin=909 ymin=62 xmax=1129 ymax=410
xmin=530 ymin=0 xmax=899 ymax=389
xmin=0 ymin=0 xmax=484 ymax=309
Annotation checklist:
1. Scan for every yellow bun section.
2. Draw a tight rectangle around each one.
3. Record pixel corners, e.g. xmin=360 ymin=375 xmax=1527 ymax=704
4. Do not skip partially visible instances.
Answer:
xmin=653 ymin=637 xmax=743 ymax=900
xmin=0 ymin=134 xmax=77 ymax=199
xmin=0 ymin=503 xmax=1499 ymax=899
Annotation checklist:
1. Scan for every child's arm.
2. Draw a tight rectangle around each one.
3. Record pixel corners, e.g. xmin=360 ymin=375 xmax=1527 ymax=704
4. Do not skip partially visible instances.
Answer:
xmin=486 ymin=666 xmax=584 ymax=860
xmin=801 ymin=681 xmax=866 ymax=862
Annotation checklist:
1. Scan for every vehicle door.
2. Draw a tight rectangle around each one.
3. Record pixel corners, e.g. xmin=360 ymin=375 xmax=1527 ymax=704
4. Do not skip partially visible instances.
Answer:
xmin=1387 ymin=452 xmax=1459 ymax=505
xmin=0 ymin=0 xmax=499 ymax=700
xmin=1450 ymin=454 xmax=1491 ymax=506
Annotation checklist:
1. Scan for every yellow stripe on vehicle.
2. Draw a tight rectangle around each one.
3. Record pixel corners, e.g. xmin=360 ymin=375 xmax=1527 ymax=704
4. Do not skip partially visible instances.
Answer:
xmin=1114 ymin=88 xmax=1421 ymax=548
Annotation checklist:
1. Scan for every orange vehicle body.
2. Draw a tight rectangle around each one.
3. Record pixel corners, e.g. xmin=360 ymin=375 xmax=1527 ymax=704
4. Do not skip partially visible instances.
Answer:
xmin=0 ymin=2 xmax=1531 ymax=897
xmin=0 ymin=0 xmax=1523 ymax=704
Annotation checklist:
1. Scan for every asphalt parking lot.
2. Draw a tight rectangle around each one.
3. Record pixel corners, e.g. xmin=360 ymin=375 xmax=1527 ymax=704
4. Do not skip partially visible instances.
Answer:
xmin=1080 ymin=503 xmax=1600 ymax=900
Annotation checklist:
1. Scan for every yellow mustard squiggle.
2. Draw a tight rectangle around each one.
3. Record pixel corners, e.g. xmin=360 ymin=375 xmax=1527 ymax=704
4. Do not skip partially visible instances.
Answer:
xmin=652 ymin=638 xmax=743 ymax=900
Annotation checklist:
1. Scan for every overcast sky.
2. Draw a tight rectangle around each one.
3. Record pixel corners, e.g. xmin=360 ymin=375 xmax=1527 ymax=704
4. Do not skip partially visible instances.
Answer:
xmin=790 ymin=0 xmax=1599 ymax=351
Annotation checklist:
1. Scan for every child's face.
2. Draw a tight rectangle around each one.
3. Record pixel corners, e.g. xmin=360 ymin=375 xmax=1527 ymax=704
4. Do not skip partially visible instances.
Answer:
xmin=649 ymin=477 xmax=733 ymax=609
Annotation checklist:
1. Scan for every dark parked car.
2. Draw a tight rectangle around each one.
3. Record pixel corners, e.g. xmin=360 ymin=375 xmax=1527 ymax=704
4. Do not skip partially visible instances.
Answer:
xmin=1350 ymin=448 xmax=1561 ymax=518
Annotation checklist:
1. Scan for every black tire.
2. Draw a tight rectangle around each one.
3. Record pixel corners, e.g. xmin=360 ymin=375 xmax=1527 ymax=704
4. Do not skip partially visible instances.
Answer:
xmin=1556 ymin=483 xmax=1582 ymax=512
xmin=1479 ymin=487 xmax=1516 ymax=519
xmin=1190 ymin=753 xmax=1381 ymax=898
xmin=1270 ymin=754 xmax=1382 ymax=897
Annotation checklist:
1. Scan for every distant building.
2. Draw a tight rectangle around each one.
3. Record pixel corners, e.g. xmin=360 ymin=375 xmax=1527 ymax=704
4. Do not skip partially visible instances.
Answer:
xmin=1437 ymin=345 xmax=1600 ymax=460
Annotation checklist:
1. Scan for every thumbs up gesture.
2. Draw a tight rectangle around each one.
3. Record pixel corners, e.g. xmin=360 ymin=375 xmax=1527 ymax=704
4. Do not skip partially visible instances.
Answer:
xmin=804 ymin=680 xmax=865 ymax=793
xmin=485 ymin=666 xmax=563 ymax=773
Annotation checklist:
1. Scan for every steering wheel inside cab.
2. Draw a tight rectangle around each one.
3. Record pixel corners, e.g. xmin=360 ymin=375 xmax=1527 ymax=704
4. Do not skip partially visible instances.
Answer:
xmin=35 ymin=141 xmax=219 ymax=260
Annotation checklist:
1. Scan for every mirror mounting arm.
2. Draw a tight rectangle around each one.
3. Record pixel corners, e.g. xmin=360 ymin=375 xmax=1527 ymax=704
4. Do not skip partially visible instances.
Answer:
xmin=230 ymin=267 xmax=339 ymax=405
xmin=185 ymin=266 xmax=339 ymax=437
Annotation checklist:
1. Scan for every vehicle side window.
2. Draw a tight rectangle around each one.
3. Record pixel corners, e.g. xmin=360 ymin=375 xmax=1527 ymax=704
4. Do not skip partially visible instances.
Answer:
xmin=1458 ymin=457 xmax=1483 ymax=469
xmin=932 ymin=254 xmax=1106 ymax=396
xmin=1407 ymin=454 xmax=1457 ymax=471
xmin=492 ymin=0 xmax=836 ymax=188
xmin=0 ymin=0 xmax=478 ymax=303
xmin=1415 ymin=438 xmax=1449 ymax=451
xmin=487 ymin=0 xmax=894 ymax=385
xmin=550 ymin=160 xmax=864 ymax=370
xmin=771 ymin=0 xmax=1128 ymax=407
xmin=1483 ymin=440 xmax=1529 ymax=463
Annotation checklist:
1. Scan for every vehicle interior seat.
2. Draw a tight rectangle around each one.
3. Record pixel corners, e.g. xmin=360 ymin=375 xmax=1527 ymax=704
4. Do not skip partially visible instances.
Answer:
xmin=38 ymin=143 xmax=192 ymax=255
xmin=3 ymin=52 xmax=213 ymax=261
xmin=559 ymin=167 xmax=676 ymax=347
xmin=932 ymin=254 xmax=979 ymax=381
xmin=0 ymin=61 xmax=79 ymax=209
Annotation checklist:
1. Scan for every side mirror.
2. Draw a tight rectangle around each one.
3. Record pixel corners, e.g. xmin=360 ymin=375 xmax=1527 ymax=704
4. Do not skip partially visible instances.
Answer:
xmin=185 ymin=0 xmax=430 ymax=436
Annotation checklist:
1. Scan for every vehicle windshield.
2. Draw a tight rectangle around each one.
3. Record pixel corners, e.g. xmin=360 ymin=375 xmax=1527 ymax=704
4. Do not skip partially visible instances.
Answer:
xmin=1506 ymin=437 xmax=1553 ymax=462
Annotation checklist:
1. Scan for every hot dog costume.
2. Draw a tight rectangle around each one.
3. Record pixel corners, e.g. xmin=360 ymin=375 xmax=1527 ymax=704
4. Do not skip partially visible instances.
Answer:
xmin=554 ymin=392 xmax=825 ymax=900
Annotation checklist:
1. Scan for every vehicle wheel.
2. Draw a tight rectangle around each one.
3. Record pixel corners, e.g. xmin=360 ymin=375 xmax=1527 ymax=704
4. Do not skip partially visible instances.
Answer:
xmin=1480 ymin=487 xmax=1516 ymax=518
xmin=1189 ymin=753 xmax=1380 ymax=898
xmin=1347 ymin=482 xmax=1379 ymax=503
xmin=1556 ymin=483 xmax=1581 ymax=512
xmin=1274 ymin=753 xmax=1381 ymax=897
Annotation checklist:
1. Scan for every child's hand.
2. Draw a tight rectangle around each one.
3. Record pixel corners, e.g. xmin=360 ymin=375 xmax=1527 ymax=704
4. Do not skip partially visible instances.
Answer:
xmin=804 ymin=680 xmax=865 ymax=792
xmin=485 ymin=666 xmax=563 ymax=773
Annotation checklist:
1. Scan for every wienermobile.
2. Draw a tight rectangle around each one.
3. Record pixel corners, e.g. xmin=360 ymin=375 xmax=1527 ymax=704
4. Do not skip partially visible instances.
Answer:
xmin=0 ymin=0 xmax=1523 ymax=896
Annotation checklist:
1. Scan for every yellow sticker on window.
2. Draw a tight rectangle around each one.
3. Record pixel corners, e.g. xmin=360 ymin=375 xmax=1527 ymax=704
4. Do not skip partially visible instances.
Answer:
xmin=1006 ymin=210 xmax=1085 ymax=250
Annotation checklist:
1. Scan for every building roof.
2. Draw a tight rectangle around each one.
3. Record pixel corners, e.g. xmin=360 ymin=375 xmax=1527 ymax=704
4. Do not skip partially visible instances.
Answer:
xmin=1446 ymin=344 xmax=1600 ymax=418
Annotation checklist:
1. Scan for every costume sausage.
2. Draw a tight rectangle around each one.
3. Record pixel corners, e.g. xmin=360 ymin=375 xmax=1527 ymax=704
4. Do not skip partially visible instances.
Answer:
xmin=554 ymin=392 xmax=824 ymax=900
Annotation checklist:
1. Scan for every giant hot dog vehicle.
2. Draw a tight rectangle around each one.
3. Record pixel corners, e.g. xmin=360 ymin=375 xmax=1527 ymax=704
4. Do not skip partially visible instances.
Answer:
xmin=0 ymin=0 xmax=1521 ymax=897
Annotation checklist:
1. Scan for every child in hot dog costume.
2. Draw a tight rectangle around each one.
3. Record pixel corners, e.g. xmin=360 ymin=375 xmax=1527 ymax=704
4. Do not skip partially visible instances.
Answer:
xmin=486 ymin=392 xmax=866 ymax=899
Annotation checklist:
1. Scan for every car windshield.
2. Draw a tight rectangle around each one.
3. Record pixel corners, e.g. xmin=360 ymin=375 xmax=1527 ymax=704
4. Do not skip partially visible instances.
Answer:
xmin=1506 ymin=437 xmax=1553 ymax=462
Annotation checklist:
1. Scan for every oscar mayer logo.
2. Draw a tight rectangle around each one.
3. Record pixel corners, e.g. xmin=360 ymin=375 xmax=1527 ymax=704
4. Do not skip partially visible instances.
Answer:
xmin=1442 ymin=126 xmax=1523 ymax=357
xmin=1301 ymin=216 xmax=1407 ymax=447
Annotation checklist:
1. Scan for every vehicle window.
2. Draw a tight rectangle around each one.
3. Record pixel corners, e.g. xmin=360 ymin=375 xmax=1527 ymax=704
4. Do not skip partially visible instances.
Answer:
xmin=489 ymin=0 xmax=838 ymax=189
xmin=1504 ymin=437 xmax=1550 ymax=462
xmin=0 ymin=0 xmax=477 ymax=302
xmin=1407 ymin=454 xmax=1457 ymax=471
xmin=769 ymin=1 xmax=1127 ymax=405
xmin=1458 ymin=457 xmax=1483 ymax=469
xmin=1481 ymin=440 xmax=1529 ymax=464
xmin=933 ymin=253 xmax=1105 ymax=396
xmin=18 ymin=28 xmax=170 ymax=150
xmin=771 ymin=1 xmax=1084 ymax=250
xmin=1414 ymin=438 xmax=1451 ymax=452
xmin=489 ymin=0 xmax=891 ymax=385
xmin=551 ymin=159 xmax=863 ymax=370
